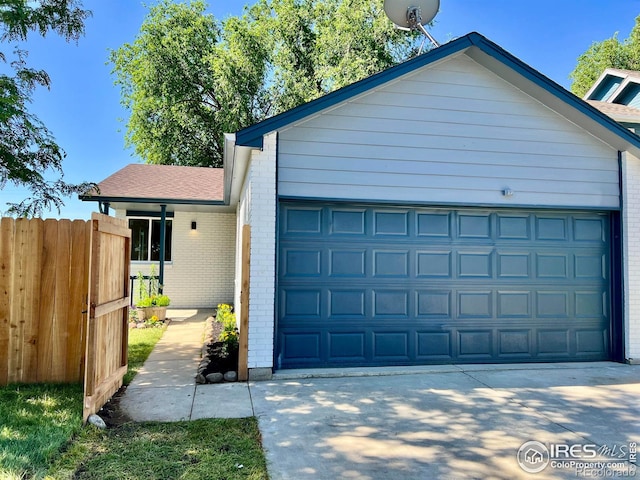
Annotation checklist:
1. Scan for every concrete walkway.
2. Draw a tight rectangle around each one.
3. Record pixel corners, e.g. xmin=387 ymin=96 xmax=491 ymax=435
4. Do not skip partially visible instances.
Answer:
xmin=119 ymin=309 xmax=253 ymax=422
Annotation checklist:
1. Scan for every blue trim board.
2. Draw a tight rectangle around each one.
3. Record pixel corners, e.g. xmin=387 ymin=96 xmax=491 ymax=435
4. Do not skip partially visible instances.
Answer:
xmin=276 ymin=195 xmax=621 ymax=212
xmin=80 ymin=195 xmax=224 ymax=206
xmin=235 ymin=32 xmax=640 ymax=152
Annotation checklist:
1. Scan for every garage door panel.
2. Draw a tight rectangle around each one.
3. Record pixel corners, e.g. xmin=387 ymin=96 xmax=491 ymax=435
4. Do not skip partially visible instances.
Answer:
xmin=497 ymin=215 xmax=531 ymax=239
xmin=281 ymin=332 xmax=322 ymax=362
xmin=458 ymin=330 xmax=493 ymax=357
xmin=498 ymin=330 xmax=532 ymax=357
xmin=537 ymin=330 xmax=571 ymax=356
xmin=497 ymin=291 xmax=531 ymax=318
xmin=575 ymin=329 xmax=608 ymax=356
xmin=373 ymin=250 xmax=409 ymax=277
xmin=373 ymin=332 xmax=410 ymax=359
xmin=329 ymin=290 xmax=366 ymax=317
xmin=373 ymin=290 xmax=409 ymax=317
xmin=416 ymin=290 xmax=452 ymax=317
xmin=417 ymin=212 xmax=451 ymax=237
xmin=458 ymin=214 xmax=492 ymax=238
xmin=330 ymin=249 xmax=366 ymax=276
xmin=330 ymin=209 xmax=366 ymax=234
xmin=374 ymin=210 xmax=409 ymax=236
xmin=536 ymin=217 xmax=568 ymax=240
xmin=417 ymin=331 xmax=453 ymax=359
xmin=329 ymin=332 xmax=366 ymax=361
xmin=417 ymin=251 xmax=452 ymax=277
xmin=277 ymin=203 xmax=611 ymax=368
xmin=283 ymin=207 xmax=322 ymax=234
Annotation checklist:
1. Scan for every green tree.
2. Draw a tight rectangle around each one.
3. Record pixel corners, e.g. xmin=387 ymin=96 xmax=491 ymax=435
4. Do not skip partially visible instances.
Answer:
xmin=111 ymin=0 xmax=420 ymax=168
xmin=110 ymin=0 xmax=268 ymax=167
xmin=570 ymin=15 xmax=640 ymax=98
xmin=1 ymin=0 xmax=93 ymax=217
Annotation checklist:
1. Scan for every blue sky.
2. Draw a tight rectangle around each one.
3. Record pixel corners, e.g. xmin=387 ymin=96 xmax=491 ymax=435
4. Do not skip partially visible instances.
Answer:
xmin=3 ymin=0 xmax=640 ymax=219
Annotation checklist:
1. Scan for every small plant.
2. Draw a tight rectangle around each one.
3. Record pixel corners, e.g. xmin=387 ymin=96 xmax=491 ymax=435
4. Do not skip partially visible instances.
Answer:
xmin=137 ymin=294 xmax=171 ymax=308
xmin=136 ymin=265 xmax=170 ymax=308
xmin=216 ymin=303 xmax=238 ymax=352
xmin=145 ymin=315 xmax=161 ymax=327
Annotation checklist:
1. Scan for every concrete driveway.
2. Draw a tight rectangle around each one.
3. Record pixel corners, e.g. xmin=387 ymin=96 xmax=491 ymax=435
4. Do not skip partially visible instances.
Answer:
xmin=250 ymin=363 xmax=640 ymax=480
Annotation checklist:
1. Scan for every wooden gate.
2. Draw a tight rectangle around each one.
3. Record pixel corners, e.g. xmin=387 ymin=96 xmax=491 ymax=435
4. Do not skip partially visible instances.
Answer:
xmin=83 ymin=213 xmax=131 ymax=421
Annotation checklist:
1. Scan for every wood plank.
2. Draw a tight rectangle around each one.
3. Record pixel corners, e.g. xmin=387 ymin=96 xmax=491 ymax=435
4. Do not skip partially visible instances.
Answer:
xmin=0 ymin=218 xmax=15 ymax=385
xmin=22 ymin=219 xmax=42 ymax=383
xmin=238 ymin=224 xmax=250 ymax=382
xmin=96 ymin=220 xmax=131 ymax=239
xmin=121 ymin=237 xmax=131 ymax=367
xmin=94 ymin=297 xmax=129 ymax=318
xmin=51 ymin=220 xmax=71 ymax=382
xmin=83 ymin=218 xmax=101 ymax=396
xmin=37 ymin=219 xmax=57 ymax=382
xmin=92 ymin=212 xmax=131 ymax=239
xmin=9 ymin=219 xmax=29 ymax=382
xmin=67 ymin=220 xmax=88 ymax=382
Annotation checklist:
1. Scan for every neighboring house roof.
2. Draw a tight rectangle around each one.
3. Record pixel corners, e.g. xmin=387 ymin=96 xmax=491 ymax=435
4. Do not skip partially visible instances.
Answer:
xmin=584 ymin=68 xmax=640 ymax=107
xmin=80 ymin=164 xmax=226 ymax=211
xmin=587 ymin=100 xmax=640 ymax=123
xmin=232 ymin=31 xmax=640 ymax=155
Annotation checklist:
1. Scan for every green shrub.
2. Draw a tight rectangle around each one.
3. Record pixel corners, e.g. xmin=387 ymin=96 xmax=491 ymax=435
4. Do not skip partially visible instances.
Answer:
xmin=216 ymin=303 xmax=238 ymax=351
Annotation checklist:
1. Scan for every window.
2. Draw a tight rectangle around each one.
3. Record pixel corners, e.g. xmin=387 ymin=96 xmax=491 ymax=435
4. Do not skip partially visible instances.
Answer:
xmin=129 ymin=218 xmax=173 ymax=262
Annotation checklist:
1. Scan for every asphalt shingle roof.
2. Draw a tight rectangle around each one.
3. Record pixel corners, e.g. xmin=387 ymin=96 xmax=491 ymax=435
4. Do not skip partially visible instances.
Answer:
xmin=87 ymin=164 xmax=223 ymax=202
xmin=587 ymin=100 xmax=640 ymax=121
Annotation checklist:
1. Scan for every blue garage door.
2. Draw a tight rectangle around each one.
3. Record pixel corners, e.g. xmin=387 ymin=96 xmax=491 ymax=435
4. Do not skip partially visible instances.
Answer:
xmin=276 ymin=203 xmax=611 ymax=369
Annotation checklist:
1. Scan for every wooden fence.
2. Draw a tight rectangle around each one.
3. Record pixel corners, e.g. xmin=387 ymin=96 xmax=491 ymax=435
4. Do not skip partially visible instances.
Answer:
xmin=0 ymin=217 xmax=91 ymax=384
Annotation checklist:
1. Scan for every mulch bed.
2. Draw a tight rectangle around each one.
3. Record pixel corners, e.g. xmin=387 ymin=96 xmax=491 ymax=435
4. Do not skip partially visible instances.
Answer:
xmin=200 ymin=315 xmax=239 ymax=378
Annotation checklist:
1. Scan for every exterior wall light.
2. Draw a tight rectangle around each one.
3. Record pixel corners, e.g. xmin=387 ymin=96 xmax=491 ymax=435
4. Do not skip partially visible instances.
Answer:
xmin=191 ymin=221 xmax=197 ymax=230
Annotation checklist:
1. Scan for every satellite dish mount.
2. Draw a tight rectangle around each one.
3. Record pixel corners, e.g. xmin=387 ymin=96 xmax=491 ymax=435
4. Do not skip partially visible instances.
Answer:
xmin=384 ymin=0 xmax=440 ymax=50
xmin=406 ymin=5 xmax=439 ymax=47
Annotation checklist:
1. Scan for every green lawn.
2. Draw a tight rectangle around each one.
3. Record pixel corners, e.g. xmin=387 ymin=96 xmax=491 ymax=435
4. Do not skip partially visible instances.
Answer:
xmin=1 ymin=323 xmax=269 ymax=480
xmin=48 ymin=418 xmax=268 ymax=480
xmin=0 ymin=383 xmax=84 ymax=480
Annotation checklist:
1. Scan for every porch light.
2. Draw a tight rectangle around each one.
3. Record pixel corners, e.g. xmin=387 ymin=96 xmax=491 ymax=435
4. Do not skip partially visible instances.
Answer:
xmin=191 ymin=221 xmax=197 ymax=230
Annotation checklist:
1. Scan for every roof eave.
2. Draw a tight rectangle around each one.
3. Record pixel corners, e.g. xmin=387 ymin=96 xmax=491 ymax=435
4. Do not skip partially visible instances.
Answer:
xmin=79 ymin=194 xmax=225 ymax=206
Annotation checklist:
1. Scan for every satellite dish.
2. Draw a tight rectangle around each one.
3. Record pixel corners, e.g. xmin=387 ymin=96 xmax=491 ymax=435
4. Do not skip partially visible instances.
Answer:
xmin=383 ymin=0 xmax=440 ymax=48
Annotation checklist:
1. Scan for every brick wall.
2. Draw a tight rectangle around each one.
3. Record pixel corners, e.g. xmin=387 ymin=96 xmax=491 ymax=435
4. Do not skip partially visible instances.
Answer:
xmin=622 ymin=151 xmax=640 ymax=362
xmin=236 ymin=132 xmax=277 ymax=369
xmin=116 ymin=210 xmax=236 ymax=308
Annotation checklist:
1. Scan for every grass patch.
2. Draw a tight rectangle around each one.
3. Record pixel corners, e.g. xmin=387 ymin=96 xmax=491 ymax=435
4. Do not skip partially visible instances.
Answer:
xmin=124 ymin=325 xmax=166 ymax=385
xmin=48 ymin=418 xmax=268 ymax=480
xmin=0 ymin=383 xmax=83 ymax=480
xmin=0 ymin=324 xmax=167 ymax=479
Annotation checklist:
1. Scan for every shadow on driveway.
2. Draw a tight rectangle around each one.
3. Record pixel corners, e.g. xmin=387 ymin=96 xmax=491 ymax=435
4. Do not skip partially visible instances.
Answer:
xmin=250 ymin=363 xmax=640 ymax=480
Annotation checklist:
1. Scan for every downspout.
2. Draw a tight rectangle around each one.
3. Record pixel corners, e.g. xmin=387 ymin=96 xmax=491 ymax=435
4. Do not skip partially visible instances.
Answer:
xmin=159 ymin=204 xmax=166 ymax=293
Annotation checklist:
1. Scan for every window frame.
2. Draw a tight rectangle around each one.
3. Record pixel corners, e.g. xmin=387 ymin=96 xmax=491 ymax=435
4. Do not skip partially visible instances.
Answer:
xmin=128 ymin=216 xmax=173 ymax=263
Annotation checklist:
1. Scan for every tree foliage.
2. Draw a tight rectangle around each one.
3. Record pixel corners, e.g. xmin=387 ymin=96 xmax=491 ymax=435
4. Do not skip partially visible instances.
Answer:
xmin=570 ymin=15 xmax=640 ymax=98
xmin=0 ymin=0 xmax=93 ymax=217
xmin=111 ymin=0 xmax=420 ymax=168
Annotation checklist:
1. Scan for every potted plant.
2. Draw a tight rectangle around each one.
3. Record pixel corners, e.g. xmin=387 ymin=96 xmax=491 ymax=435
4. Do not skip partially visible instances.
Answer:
xmin=135 ymin=266 xmax=170 ymax=321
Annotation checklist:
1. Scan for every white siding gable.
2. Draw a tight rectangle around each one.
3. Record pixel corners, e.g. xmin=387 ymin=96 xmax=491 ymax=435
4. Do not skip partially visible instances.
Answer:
xmin=278 ymin=54 xmax=619 ymax=209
